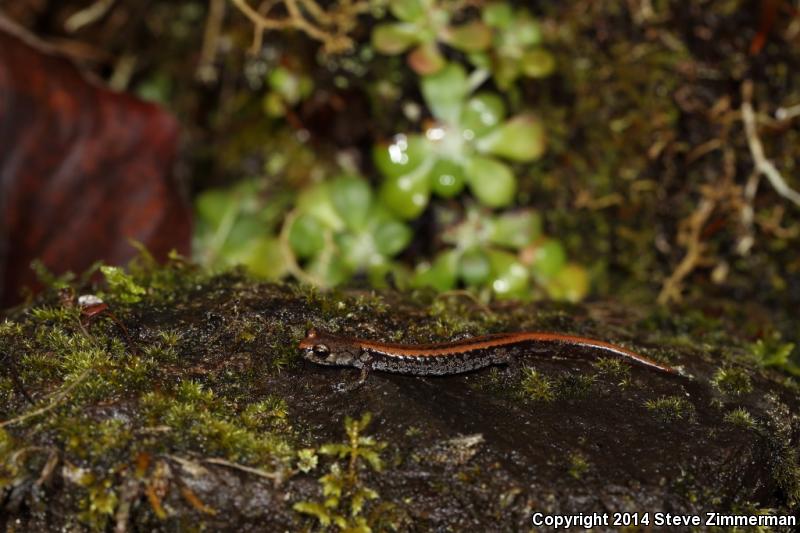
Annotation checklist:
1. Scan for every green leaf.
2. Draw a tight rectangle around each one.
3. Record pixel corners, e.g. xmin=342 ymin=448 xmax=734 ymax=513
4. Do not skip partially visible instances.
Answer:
xmin=297 ymin=183 xmax=345 ymax=231
xmin=482 ymin=2 xmax=513 ymax=28
xmin=429 ymin=157 xmax=466 ymax=197
xmin=237 ymin=238 xmax=289 ymax=280
xmin=195 ymin=187 xmax=237 ymax=229
xmin=220 ymin=217 xmax=264 ymax=256
xmin=378 ymin=160 xmax=432 ymax=219
xmin=372 ymin=219 xmax=412 ymax=256
xmin=461 ymin=92 xmax=506 ymax=138
xmin=546 ymin=263 xmax=589 ymax=302
xmin=459 ymin=248 xmax=491 ymax=286
xmin=421 ymin=63 xmax=469 ymax=124
xmin=330 ymin=175 xmax=373 ymax=230
xmin=529 ymin=239 xmax=566 ymax=279
xmin=336 ymin=231 xmax=381 ymax=270
xmin=520 ymin=48 xmax=556 ymax=78
xmin=374 ymin=134 xmax=431 ymax=179
xmin=319 ymin=443 xmax=349 ymax=457
xmin=487 ymin=250 xmax=529 ymax=298
xmin=408 ymin=41 xmax=446 ymax=75
xmin=293 ymin=501 xmax=332 ymax=526
xmin=510 ymin=15 xmax=542 ymax=47
xmin=361 ymin=450 xmax=384 ymax=472
xmin=492 ymin=55 xmax=520 ymax=89
xmin=372 ymin=23 xmax=420 ymax=54
xmin=475 ymin=114 xmax=546 ymax=162
xmin=267 ymin=66 xmax=312 ymax=105
xmin=390 ymin=0 xmax=426 ymax=22
xmin=467 ymin=51 xmax=491 ymax=69
xmin=442 ymin=21 xmax=492 ymax=52
xmin=489 ymin=210 xmax=541 ymax=249
xmin=288 ymin=213 xmax=326 ymax=259
xmin=307 ymin=253 xmax=352 ymax=286
xmin=464 ymin=156 xmax=516 ymax=208
xmin=351 ymin=486 xmax=379 ymax=516
xmin=411 ymin=250 xmax=458 ymax=291
xmin=262 ymin=91 xmax=286 ymax=117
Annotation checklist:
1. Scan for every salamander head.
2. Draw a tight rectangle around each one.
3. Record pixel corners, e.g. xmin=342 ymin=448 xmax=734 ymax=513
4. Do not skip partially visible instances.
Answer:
xmin=299 ymin=328 xmax=362 ymax=367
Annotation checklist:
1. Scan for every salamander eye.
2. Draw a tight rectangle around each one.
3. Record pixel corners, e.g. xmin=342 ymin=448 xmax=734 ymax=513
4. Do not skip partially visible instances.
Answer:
xmin=313 ymin=344 xmax=330 ymax=358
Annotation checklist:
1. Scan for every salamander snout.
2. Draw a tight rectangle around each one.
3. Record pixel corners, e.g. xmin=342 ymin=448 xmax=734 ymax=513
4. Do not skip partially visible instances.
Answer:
xmin=299 ymin=328 xmax=334 ymax=364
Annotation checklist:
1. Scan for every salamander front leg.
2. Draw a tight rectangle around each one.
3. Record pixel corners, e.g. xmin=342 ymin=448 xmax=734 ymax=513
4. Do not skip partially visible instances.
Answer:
xmin=333 ymin=352 xmax=373 ymax=393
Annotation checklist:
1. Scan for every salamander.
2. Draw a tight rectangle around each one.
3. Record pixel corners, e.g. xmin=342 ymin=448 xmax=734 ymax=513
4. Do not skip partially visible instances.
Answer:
xmin=299 ymin=328 xmax=678 ymax=385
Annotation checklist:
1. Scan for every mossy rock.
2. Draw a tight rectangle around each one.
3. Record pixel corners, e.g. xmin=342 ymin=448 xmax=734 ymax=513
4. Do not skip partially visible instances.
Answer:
xmin=1 ymin=269 xmax=798 ymax=531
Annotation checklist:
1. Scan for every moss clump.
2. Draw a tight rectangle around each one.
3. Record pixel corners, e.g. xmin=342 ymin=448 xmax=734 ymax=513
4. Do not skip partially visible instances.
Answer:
xmin=644 ymin=395 xmax=694 ymax=423
xmin=723 ymin=408 xmax=756 ymax=429
xmin=0 ymin=259 xmax=299 ymax=529
xmin=99 ymin=265 xmax=146 ymax=303
xmin=746 ymin=334 xmax=800 ymax=377
xmin=141 ymin=382 xmax=294 ymax=464
xmin=592 ymin=356 xmax=631 ymax=385
xmin=555 ymin=373 xmax=596 ymax=400
xmin=712 ymin=367 xmax=753 ymax=396
xmin=519 ymin=367 xmax=555 ymax=402
xmin=567 ymin=452 xmax=589 ymax=480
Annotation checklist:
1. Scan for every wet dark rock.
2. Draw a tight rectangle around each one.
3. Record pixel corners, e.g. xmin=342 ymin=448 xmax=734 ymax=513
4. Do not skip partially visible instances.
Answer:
xmin=1 ymin=278 xmax=798 ymax=531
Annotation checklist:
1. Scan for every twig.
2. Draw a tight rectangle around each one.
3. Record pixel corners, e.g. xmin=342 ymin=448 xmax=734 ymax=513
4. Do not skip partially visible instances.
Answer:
xmin=230 ymin=0 xmax=368 ymax=54
xmin=203 ymin=457 xmax=282 ymax=481
xmin=775 ymin=103 xmax=800 ymax=121
xmin=197 ymin=0 xmax=226 ymax=82
xmin=64 ymin=0 xmax=117 ymax=32
xmin=737 ymin=170 xmax=760 ymax=255
xmin=0 ymin=369 xmax=91 ymax=428
xmin=657 ymin=197 xmax=716 ymax=305
xmin=741 ymin=80 xmax=800 ymax=208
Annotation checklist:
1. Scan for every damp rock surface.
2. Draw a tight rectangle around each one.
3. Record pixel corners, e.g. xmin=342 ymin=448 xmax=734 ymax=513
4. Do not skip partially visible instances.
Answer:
xmin=1 ymin=273 xmax=798 ymax=531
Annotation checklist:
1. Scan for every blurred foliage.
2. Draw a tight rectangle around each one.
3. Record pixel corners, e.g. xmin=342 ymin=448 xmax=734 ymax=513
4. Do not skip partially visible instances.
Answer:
xmin=7 ymin=0 xmax=800 ymax=311
xmin=189 ymin=0 xmax=579 ymax=301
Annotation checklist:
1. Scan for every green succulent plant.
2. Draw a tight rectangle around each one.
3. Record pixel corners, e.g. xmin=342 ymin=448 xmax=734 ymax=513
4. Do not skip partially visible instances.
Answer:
xmin=410 ymin=206 xmax=589 ymax=300
xmin=194 ymin=180 xmax=291 ymax=279
xmin=374 ymin=62 xmax=547 ymax=217
xmin=263 ymin=65 xmax=313 ymax=117
xmin=469 ymin=2 xmax=556 ymax=89
xmin=289 ymin=175 xmax=412 ymax=286
xmin=372 ymin=0 xmax=492 ymax=74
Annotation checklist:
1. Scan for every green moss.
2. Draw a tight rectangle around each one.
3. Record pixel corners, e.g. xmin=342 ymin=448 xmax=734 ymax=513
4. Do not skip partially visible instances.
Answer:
xmin=568 ymin=452 xmax=589 ymax=480
xmin=746 ymin=334 xmax=800 ymax=377
xmin=723 ymin=408 xmax=756 ymax=429
xmin=592 ymin=356 xmax=631 ymax=384
xmin=555 ymin=373 xmax=596 ymax=399
xmin=294 ymin=413 xmax=393 ymax=530
xmin=30 ymin=305 xmax=81 ymax=323
xmin=100 ymin=265 xmax=146 ymax=304
xmin=711 ymin=367 xmax=753 ymax=396
xmin=140 ymin=385 xmax=294 ymax=465
xmin=0 ymin=267 xmax=300 ymax=529
xmin=644 ymin=395 xmax=694 ymax=423
xmin=78 ymin=474 xmax=119 ymax=530
xmin=519 ymin=367 xmax=555 ymax=402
